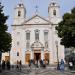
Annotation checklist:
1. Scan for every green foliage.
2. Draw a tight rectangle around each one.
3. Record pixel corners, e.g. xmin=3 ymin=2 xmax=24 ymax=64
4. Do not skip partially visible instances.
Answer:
xmin=0 ymin=2 xmax=11 ymax=52
xmin=56 ymin=7 xmax=75 ymax=48
xmin=65 ymin=53 xmax=75 ymax=62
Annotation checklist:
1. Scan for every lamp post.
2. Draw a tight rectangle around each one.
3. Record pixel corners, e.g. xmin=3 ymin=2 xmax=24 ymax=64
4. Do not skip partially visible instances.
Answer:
xmin=55 ymin=41 xmax=60 ymax=70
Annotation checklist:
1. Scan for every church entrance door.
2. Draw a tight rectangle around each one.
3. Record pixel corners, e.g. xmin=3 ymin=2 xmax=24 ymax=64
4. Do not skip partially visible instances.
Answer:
xmin=44 ymin=53 xmax=49 ymax=64
xmin=34 ymin=53 xmax=41 ymax=63
xmin=25 ymin=53 xmax=30 ymax=65
xmin=5 ymin=56 xmax=10 ymax=62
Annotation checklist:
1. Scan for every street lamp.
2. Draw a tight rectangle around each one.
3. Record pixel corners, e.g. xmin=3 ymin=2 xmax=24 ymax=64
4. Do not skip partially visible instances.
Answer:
xmin=55 ymin=40 xmax=60 ymax=70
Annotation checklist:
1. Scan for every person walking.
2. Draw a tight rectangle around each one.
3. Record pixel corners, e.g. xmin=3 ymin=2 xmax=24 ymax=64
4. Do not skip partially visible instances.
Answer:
xmin=68 ymin=61 xmax=73 ymax=70
xmin=6 ymin=60 xmax=10 ymax=70
xmin=19 ymin=60 xmax=22 ymax=70
xmin=60 ymin=59 xmax=65 ymax=72
xmin=16 ymin=60 xmax=19 ymax=70
xmin=2 ymin=60 xmax=5 ymax=70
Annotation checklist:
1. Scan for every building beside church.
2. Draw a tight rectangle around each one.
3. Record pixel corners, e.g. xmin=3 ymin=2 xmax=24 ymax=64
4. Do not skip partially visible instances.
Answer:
xmin=2 ymin=0 xmax=64 ymax=65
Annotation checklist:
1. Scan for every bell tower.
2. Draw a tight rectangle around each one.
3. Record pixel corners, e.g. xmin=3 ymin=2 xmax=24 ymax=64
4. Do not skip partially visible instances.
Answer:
xmin=13 ymin=0 xmax=26 ymax=25
xmin=48 ymin=0 xmax=61 ymax=24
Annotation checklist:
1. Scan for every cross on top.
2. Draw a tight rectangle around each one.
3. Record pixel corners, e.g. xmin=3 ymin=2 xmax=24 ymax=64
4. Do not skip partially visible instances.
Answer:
xmin=20 ymin=0 xmax=23 ymax=3
xmin=34 ymin=0 xmax=39 ymax=14
xmin=51 ymin=0 xmax=58 ymax=3
xmin=35 ymin=5 xmax=38 ymax=14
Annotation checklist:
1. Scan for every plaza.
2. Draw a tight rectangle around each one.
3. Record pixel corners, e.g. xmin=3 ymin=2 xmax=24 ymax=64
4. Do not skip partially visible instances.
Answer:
xmin=0 ymin=66 xmax=75 ymax=75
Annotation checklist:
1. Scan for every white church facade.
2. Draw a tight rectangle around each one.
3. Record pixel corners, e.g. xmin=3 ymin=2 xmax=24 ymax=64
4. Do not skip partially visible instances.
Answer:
xmin=2 ymin=0 xmax=64 ymax=65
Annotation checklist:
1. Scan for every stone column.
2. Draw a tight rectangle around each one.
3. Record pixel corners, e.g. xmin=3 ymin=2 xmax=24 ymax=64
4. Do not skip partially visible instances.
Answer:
xmin=31 ymin=48 xmax=34 ymax=60
xmin=49 ymin=51 xmax=54 ymax=64
xmin=41 ymin=47 xmax=44 ymax=60
xmin=21 ymin=49 xmax=25 ymax=65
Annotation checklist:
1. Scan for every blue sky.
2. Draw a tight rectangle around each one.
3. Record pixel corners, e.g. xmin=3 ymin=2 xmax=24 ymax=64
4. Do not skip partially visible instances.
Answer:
xmin=1 ymin=0 xmax=75 ymax=32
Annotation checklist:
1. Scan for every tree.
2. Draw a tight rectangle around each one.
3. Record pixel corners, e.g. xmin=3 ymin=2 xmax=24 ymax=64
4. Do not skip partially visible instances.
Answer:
xmin=0 ymin=2 xmax=11 ymax=64
xmin=56 ymin=7 xmax=75 ymax=48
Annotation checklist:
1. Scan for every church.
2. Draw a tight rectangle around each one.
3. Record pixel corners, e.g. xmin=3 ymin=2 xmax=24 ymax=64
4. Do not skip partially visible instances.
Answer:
xmin=2 ymin=0 xmax=64 ymax=65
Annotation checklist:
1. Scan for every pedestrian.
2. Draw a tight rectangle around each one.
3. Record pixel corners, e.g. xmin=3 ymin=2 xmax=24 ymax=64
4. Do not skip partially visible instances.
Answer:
xmin=43 ymin=59 xmax=46 ymax=68
xmin=68 ymin=61 xmax=73 ymax=70
xmin=16 ymin=60 xmax=19 ymax=70
xmin=19 ymin=60 xmax=22 ymax=70
xmin=72 ymin=59 xmax=75 ymax=70
xmin=40 ymin=59 xmax=43 ymax=67
xmin=29 ymin=60 xmax=31 ymax=67
xmin=2 ymin=60 xmax=5 ymax=70
xmin=38 ymin=60 xmax=40 ymax=68
xmin=6 ymin=60 xmax=10 ymax=70
xmin=60 ymin=59 xmax=65 ymax=72
xmin=35 ymin=60 xmax=38 ymax=68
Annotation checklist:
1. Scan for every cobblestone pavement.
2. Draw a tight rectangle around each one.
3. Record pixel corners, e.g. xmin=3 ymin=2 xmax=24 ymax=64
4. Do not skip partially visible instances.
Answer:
xmin=0 ymin=67 xmax=75 ymax=75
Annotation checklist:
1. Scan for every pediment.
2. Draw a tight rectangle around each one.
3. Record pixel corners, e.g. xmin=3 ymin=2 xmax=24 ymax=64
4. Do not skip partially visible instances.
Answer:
xmin=31 ymin=41 xmax=44 ymax=48
xmin=23 ymin=15 xmax=51 ymax=25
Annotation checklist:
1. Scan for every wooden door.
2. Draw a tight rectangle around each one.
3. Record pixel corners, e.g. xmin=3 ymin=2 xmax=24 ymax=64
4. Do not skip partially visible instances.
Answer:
xmin=34 ymin=53 xmax=36 ymax=62
xmin=34 ymin=53 xmax=41 ymax=63
xmin=25 ymin=54 xmax=30 ymax=64
xmin=5 ymin=56 xmax=10 ymax=62
xmin=44 ymin=53 xmax=49 ymax=64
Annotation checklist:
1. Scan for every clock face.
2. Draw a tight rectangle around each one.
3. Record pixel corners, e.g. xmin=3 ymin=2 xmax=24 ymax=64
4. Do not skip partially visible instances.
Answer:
xmin=35 ymin=17 xmax=40 ymax=23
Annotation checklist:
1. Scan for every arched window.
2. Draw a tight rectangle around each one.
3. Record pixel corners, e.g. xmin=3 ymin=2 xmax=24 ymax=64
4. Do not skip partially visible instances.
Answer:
xmin=35 ymin=29 xmax=39 ymax=41
xmin=18 ymin=11 xmax=21 ymax=17
xmin=17 ymin=52 xmax=19 ymax=56
xmin=53 ymin=10 xmax=56 ymax=16
xmin=44 ymin=30 xmax=48 ymax=41
xmin=44 ymin=30 xmax=49 ymax=48
xmin=26 ymin=30 xmax=30 ymax=40
xmin=26 ymin=30 xmax=30 ymax=49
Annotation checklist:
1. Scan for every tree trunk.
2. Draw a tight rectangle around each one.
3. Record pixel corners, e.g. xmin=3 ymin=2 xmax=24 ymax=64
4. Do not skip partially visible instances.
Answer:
xmin=0 ymin=51 xmax=2 ymax=72
xmin=0 ymin=51 xmax=2 ymax=64
xmin=0 ymin=51 xmax=2 ymax=63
